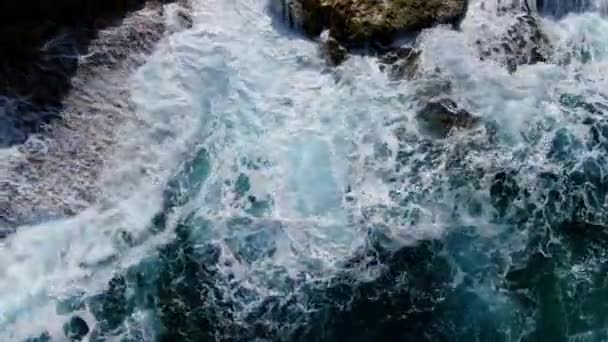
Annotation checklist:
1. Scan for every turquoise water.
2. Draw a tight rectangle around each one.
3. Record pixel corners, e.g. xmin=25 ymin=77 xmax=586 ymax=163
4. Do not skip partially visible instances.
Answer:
xmin=2 ymin=0 xmax=608 ymax=340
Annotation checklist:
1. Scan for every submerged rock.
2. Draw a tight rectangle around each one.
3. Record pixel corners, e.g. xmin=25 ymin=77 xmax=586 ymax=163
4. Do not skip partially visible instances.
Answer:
xmin=378 ymin=46 xmax=422 ymax=80
xmin=416 ymin=99 xmax=480 ymax=138
xmin=472 ymin=2 xmax=551 ymax=72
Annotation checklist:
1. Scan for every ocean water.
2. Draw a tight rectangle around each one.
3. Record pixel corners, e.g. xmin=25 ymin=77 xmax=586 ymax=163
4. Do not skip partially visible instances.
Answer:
xmin=1 ymin=0 xmax=608 ymax=341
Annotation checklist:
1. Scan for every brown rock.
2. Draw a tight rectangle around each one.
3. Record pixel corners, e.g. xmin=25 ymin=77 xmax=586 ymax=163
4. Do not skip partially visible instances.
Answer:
xmin=324 ymin=0 xmax=467 ymax=45
xmin=281 ymin=0 xmax=466 ymax=45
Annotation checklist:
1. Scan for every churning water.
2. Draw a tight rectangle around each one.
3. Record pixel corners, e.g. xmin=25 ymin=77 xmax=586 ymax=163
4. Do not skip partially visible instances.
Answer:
xmin=1 ymin=0 xmax=608 ymax=340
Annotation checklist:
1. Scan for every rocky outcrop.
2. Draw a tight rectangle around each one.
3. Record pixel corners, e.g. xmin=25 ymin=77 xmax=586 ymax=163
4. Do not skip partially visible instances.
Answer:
xmin=416 ymin=99 xmax=480 ymax=138
xmin=321 ymin=0 xmax=466 ymax=46
xmin=321 ymin=36 xmax=349 ymax=65
xmin=378 ymin=46 xmax=422 ymax=80
xmin=275 ymin=0 xmax=467 ymax=61
xmin=476 ymin=12 xmax=550 ymax=72
xmin=467 ymin=1 xmax=552 ymax=72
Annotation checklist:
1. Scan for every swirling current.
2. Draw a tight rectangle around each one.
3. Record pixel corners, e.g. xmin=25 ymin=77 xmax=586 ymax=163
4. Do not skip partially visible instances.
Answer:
xmin=1 ymin=0 xmax=608 ymax=341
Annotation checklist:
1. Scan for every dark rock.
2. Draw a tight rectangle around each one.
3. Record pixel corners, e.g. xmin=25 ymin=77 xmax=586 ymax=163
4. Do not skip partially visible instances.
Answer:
xmin=63 ymin=316 xmax=90 ymax=341
xmin=378 ymin=46 xmax=421 ymax=80
xmin=416 ymin=99 xmax=480 ymax=138
xmin=321 ymin=36 xmax=348 ymax=65
xmin=477 ymin=12 xmax=551 ymax=72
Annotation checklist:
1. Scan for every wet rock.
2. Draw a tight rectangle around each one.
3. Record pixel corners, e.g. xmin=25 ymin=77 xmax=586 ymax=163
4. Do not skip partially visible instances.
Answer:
xmin=416 ymin=99 xmax=480 ymax=138
xmin=477 ymin=12 xmax=550 ymax=72
xmin=322 ymin=0 xmax=467 ymax=46
xmin=321 ymin=36 xmax=349 ymax=65
xmin=63 ymin=316 xmax=90 ymax=341
xmin=277 ymin=0 xmax=466 ymax=65
xmin=378 ymin=46 xmax=421 ymax=80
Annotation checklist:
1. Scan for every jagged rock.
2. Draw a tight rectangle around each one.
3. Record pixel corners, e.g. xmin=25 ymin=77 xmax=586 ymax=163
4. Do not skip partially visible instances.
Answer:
xmin=378 ymin=46 xmax=421 ymax=79
xmin=324 ymin=0 xmax=466 ymax=45
xmin=473 ymin=3 xmax=551 ymax=72
xmin=321 ymin=36 xmax=349 ymax=65
xmin=276 ymin=0 xmax=466 ymax=64
xmin=416 ymin=99 xmax=480 ymax=138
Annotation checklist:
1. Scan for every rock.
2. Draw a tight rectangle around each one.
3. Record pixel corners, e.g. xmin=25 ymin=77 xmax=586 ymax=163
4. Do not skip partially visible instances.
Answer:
xmin=416 ymin=99 xmax=480 ymax=138
xmin=278 ymin=0 xmax=466 ymax=62
xmin=378 ymin=46 xmax=421 ymax=79
xmin=277 ymin=0 xmax=466 ymax=67
xmin=326 ymin=0 xmax=466 ymax=45
xmin=63 ymin=316 xmax=90 ymax=341
xmin=475 ymin=7 xmax=551 ymax=72
xmin=321 ymin=36 xmax=349 ymax=65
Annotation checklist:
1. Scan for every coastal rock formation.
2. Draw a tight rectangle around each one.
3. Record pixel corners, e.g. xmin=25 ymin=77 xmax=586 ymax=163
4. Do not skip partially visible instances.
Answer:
xmin=468 ymin=1 xmax=552 ymax=72
xmin=274 ymin=0 xmax=467 ymax=65
xmin=320 ymin=0 xmax=467 ymax=45
xmin=378 ymin=46 xmax=422 ymax=80
xmin=416 ymin=99 xmax=480 ymax=138
xmin=477 ymin=12 xmax=550 ymax=72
